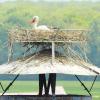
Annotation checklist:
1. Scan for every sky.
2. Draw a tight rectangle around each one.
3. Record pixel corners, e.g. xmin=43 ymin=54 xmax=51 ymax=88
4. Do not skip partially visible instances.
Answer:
xmin=0 ymin=0 xmax=100 ymax=3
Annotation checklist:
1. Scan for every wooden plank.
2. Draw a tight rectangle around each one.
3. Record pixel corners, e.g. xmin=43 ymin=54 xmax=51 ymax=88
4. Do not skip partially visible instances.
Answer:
xmin=8 ymin=39 xmax=13 ymax=63
xmin=52 ymin=42 xmax=55 ymax=64
xmin=0 ymin=95 xmax=92 ymax=100
xmin=12 ymin=40 xmax=87 ymax=43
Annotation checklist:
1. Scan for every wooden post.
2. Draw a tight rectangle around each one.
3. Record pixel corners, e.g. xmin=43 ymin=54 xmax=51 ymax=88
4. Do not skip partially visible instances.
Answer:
xmin=8 ymin=38 xmax=13 ymax=63
xmin=52 ymin=42 xmax=55 ymax=65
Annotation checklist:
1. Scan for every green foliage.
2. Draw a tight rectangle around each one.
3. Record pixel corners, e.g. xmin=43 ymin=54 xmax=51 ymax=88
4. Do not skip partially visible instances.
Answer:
xmin=0 ymin=1 xmax=100 ymax=29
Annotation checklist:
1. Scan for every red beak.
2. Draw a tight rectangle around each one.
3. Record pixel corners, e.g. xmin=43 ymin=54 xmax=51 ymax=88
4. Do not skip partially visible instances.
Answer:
xmin=31 ymin=18 xmax=36 ymax=23
xmin=28 ymin=18 xmax=36 ymax=24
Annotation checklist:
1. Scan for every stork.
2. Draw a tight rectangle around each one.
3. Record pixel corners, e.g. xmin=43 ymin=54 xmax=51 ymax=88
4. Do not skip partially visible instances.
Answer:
xmin=31 ymin=16 xmax=50 ymax=31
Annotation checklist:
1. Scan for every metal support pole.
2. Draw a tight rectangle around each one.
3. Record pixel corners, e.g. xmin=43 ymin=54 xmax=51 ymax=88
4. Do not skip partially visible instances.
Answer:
xmin=0 ymin=82 xmax=4 ymax=91
xmin=1 ymin=74 xmax=19 ymax=96
xmin=8 ymin=40 xmax=13 ymax=63
xmin=89 ymin=75 xmax=97 ymax=92
xmin=52 ymin=42 xmax=55 ymax=65
xmin=75 ymin=75 xmax=91 ymax=96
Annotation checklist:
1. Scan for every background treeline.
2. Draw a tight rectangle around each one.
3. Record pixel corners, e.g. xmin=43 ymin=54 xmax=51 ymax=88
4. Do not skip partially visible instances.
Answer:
xmin=0 ymin=1 xmax=100 ymax=67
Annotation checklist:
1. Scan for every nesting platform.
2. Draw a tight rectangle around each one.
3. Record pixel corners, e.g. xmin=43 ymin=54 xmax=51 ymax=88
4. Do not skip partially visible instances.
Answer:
xmin=9 ymin=27 xmax=88 ymax=43
xmin=8 ymin=27 xmax=89 ymax=62
xmin=6 ymin=28 xmax=100 ymax=75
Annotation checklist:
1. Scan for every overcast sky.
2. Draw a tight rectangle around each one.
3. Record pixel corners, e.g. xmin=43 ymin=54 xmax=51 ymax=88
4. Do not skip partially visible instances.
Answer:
xmin=0 ymin=0 xmax=100 ymax=3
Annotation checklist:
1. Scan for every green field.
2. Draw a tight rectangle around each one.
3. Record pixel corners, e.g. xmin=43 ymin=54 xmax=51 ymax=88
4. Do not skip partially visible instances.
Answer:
xmin=0 ymin=81 xmax=99 ymax=100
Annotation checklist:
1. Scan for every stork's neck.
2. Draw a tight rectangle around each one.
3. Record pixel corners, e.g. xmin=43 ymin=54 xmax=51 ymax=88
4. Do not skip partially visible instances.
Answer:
xmin=32 ymin=22 xmax=38 ymax=29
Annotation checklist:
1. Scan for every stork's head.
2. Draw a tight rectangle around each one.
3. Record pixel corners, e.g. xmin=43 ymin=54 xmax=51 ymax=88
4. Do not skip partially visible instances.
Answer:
xmin=31 ymin=16 xmax=39 ymax=24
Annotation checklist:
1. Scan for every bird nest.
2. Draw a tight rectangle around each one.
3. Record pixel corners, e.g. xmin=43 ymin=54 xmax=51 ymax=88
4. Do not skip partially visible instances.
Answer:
xmin=8 ymin=27 xmax=88 ymax=43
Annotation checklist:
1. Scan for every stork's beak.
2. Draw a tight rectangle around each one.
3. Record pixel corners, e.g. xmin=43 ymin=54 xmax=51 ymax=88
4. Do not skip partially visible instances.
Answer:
xmin=29 ymin=18 xmax=35 ymax=24
xmin=32 ymin=18 xmax=36 ymax=23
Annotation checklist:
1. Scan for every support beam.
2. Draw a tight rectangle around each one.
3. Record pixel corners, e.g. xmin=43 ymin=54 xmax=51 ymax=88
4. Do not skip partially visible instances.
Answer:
xmin=89 ymin=75 xmax=97 ymax=92
xmin=0 ymin=82 xmax=4 ymax=91
xmin=75 ymin=75 xmax=91 ymax=96
xmin=1 ymin=74 xmax=19 ymax=96
xmin=52 ymin=42 xmax=55 ymax=65
xmin=8 ymin=40 xmax=13 ymax=63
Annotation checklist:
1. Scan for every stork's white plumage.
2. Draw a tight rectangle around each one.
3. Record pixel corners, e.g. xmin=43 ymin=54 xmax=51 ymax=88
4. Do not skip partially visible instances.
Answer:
xmin=31 ymin=16 xmax=50 ymax=31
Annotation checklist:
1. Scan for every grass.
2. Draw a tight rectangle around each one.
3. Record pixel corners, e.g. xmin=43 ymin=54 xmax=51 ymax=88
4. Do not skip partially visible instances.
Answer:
xmin=0 ymin=81 xmax=99 ymax=100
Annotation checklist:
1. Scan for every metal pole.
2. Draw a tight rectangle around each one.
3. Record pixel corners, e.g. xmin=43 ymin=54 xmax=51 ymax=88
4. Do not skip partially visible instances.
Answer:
xmin=75 ymin=75 xmax=91 ymax=96
xmin=1 ymin=74 xmax=19 ymax=96
xmin=8 ymin=40 xmax=13 ymax=63
xmin=0 ymin=82 xmax=4 ymax=91
xmin=52 ymin=42 xmax=55 ymax=65
xmin=89 ymin=75 xmax=97 ymax=92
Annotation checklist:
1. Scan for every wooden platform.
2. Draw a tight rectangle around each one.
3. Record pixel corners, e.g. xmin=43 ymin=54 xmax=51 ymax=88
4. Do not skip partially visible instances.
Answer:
xmin=0 ymin=95 xmax=92 ymax=100
xmin=9 ymin=28 xmax=88 ymax=43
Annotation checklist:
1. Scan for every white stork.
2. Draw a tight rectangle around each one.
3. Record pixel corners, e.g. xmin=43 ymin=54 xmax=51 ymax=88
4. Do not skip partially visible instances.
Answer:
xmin=31 ymin=16 xmax=50 ymax=31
